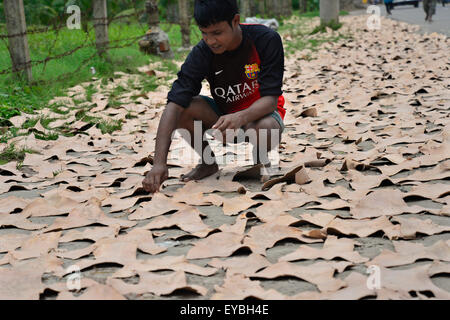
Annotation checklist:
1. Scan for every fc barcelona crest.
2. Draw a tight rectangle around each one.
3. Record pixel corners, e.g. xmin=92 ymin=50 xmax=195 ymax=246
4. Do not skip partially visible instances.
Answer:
xmin=244 ymin=63 xmax=260 ymax=80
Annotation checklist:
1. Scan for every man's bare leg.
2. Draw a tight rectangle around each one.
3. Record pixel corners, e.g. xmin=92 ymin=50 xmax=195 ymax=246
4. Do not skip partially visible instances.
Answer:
xmin=176 ymin=96 xmax=220 ymax=182
xmin=180 ymin=141 xmax=220 ymax=182
xmin=243 ymin=114 xmax=282 ymax=168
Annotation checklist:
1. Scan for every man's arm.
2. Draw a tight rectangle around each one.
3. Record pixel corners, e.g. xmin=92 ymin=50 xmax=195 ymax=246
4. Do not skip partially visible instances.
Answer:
xmin=239 ymin=96 xmax=278 ymax=125
xmin=142 ymin=41 xmax=210 ymax=193
xmin=153 ymin=102 xmax=184 ymax=165
xmin=142 ymin=102 xmax=184 ymax=193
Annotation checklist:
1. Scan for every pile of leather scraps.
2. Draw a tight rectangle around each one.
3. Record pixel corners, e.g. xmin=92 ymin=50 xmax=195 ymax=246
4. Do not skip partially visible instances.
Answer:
xmin=0 ymin=15 xmax=449 ymax=300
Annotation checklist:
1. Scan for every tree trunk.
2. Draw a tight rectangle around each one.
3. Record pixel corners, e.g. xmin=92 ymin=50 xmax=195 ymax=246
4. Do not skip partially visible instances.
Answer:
xmin=257 ymin=0 xmax=265 ymax=16
xmin=146 ymin=0 xmax=159 ymax=27
xmin=3 ymin=0 xmax=32 ymax=82
xmin=140 ymin=0 xmax=174 ymax=59
xmin=275 ymin=0 xmax=284 ymax=18
xmin=299 ymin=0 xmax=308 ymax=13
xmin=265 ymin=0 xmax=273 ymax=17
xmin=267 ymin=0 xmax=282 ymax=18
xmin=241 ymin=0 xmax=252 ymax=18
xmin=167 ymin=0 xmax=179 ymax=23
xmin=283 ymin=0 xmax=293 ymax=17
xmin=178 ymin=0 xmax=190 ymax=48
xmin=320 ymin=0 xmax=339 ymax=26
xmin=93 ymin=0 xmax=109 ymax=56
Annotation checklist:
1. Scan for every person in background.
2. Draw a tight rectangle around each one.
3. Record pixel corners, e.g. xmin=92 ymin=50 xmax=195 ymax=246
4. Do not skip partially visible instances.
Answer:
xmin=423 ymin=0 xmax=437 ymax=22
xmin=384 ymin=0 xmax=394 ymax=15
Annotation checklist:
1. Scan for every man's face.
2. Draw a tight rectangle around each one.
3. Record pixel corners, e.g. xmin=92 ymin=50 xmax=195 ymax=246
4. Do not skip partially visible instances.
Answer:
xmin=199 ymin=15 xmax=240 ymax=54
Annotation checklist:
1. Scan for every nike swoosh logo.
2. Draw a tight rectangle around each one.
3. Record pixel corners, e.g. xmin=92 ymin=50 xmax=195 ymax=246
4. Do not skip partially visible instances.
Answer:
xmin=215 ymin=70 xmax=224 ymax=75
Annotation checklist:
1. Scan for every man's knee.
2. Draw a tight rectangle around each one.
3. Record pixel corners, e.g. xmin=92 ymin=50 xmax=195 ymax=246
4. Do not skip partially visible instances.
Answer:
xmin=183 ymin=96 xmax=203 ymax=118
xmin=257 ymin=115 xmax=281 ymax=130
xmin=244 ymin=116 xmax=281 ymax=137
xmin=177 ymin=107 xmax=192 ymax=129
xmin=244 ymin=117 xmax=281 ymax=152
xmin=186 ymin=96 xmax=220 ymax=128
xmin=177 ymin=97 xmax=206 ymax=129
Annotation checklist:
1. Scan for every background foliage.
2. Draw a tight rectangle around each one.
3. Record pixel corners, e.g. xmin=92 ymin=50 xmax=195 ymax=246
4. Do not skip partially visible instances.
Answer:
xmin=0 ymin=0 xmax=323 ymax=25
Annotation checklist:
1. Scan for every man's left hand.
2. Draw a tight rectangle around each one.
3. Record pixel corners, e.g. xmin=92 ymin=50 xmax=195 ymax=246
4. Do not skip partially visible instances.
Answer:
xmin=212 ymin=113 xmax=245 ymax=132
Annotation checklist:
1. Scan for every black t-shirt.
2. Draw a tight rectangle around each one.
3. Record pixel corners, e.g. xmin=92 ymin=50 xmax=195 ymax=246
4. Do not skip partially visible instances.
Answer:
xmin=167 ymin=23 xmax=286 ymax=119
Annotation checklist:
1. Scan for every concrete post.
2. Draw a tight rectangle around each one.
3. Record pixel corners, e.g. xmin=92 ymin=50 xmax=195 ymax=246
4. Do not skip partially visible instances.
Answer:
xmin=179 ymin=0 xmax=191 ymax=48
xmin=139 ymin=0 xmax=174 ymax=58
xmin=3 ymin=0 xmax=32 ymax=82
xmin=300 ymin=0 xmax=308 ymax=13
xmin=320 ymin=0 xmax=340 ymax=26
xmin=93 ymin=0 xmax=109 ymax=56
xmin=257 ymin=0 xmax=265 ymax=15
xmin=146 ymin=0 xmax=160 ymax=26
xmin=241 ymin=0 xmax=252 ymax=18
xmin=283 ymin=0 xmax=293 ymax=17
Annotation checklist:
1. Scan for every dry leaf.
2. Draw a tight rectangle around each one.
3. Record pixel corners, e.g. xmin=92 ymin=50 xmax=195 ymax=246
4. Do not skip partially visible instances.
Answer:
xmin=140 ymin=207 xmax=212 ymax=238
xmin=186 ymin=232 xmax=245 ymax=259
xmin=351 ymin=189 xmax=429 ymax=219
xmin=243 ymin=222 xmax=321 ymax=256
xmin=208 ymin=253 xmax=271 ymax=276
xmin=279 ymin=235 xmax=369 ymax=264
xmin=211 ymin=273 xmax=285 ymax=300
xmin=107 ymin=271 xmax=207 ymax=297
xmin=43 ymin=197 xmax=136 ymax=233
xmin=11 ymin=232 xmax=61 ymax=260
xmin=112 ymin=255 xmax=217 ymax=278
xmin=323 ymin=216 xmax=396 ymax=238
xmin=57 ymin=284 xmax=126 ymax=300
xmin=373 ymin=264 xmax=450 ymax=299
xmin=251 ymin=261 xmax=351 ymax=292
xmin=290 ymin=272 xmax=375 ymax=300
xmin=390 ymin=216 xmax=450 ymax=239
xmin=0 ymin=254 xmax=64 ymax=299
xmin=366 ymin=240 xmax=450 ymax=267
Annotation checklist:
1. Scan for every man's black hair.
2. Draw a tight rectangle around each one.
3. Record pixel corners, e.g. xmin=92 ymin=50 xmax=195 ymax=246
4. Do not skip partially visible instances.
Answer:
xmin=194 ymin=0 xmax=239 ymax=28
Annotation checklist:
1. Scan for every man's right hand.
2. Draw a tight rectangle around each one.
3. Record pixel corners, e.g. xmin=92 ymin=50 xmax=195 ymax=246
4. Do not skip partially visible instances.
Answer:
xmin=142 ymin=164 xmax=169 ymax=193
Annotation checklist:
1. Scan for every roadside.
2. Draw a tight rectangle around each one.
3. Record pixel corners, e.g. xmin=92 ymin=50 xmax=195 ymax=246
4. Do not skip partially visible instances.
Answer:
xmin=349 ymin=2 xmax=450 ymax=36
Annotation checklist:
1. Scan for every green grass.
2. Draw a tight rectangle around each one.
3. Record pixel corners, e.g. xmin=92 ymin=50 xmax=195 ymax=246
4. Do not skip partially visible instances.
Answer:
xmin=0 ymin=143 xmax=35 ymax=166
xmin=0 ymin=105 xmax=21 ymax=119
xmin=73 ymin=107 xmax=123 ymax=135
xmin=0 ymin=10 xmax=346 ymax=118
xmin=0 ymin=19 xmax=203 ymax=145
xmin=0 ymin=19 xmax=202 ymax=118
xmin=310 ymin=21 xmax=343 ymax=34
xmin=0 ymin=23 xmax=148 ymax=119
xmin=298 ymin=10 xmax=349 ymax=18
xmin=85 ymin=84 xmax=97 ymax=102
xmin=22 ymin=117 xmax=40 ymax=129
xmin=97 ymin=119 xmax=123 ymax=135
xmin=53 ymin=169 xmax=63 ymax=177
xmin=278 ymin=10 xmax=351 ymax=56
xmin=34 ymin=131 xmax=59 ymax=141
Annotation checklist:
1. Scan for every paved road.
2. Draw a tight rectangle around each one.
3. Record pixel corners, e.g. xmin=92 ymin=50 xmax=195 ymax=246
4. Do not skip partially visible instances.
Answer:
xmin=349 ymin=2 xmax=450 ymax=36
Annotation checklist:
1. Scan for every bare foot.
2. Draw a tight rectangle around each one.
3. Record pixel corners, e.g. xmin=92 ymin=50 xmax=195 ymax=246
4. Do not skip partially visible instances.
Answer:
xmin=180 ymin=163 xmax=219 ymax=182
